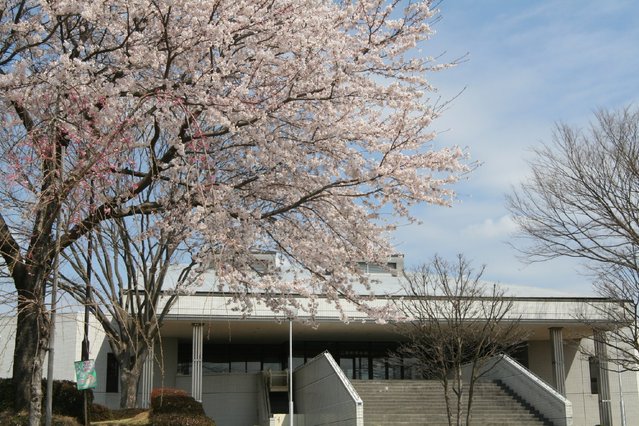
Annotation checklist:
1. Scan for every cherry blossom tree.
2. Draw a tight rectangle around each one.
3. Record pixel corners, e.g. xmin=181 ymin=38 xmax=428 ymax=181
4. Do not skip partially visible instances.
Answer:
xmin=0 ymin=0 xmax=468 ymax=422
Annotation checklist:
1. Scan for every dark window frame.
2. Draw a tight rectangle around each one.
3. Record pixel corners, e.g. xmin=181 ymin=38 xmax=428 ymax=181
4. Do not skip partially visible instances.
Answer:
xmin=589 ymin=356 xmax=600 ymax=394
xmin=106 ymin=353 xmax=119 ymax=393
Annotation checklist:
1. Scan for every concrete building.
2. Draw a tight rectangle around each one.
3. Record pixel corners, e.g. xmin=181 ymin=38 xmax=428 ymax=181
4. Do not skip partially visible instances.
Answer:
xmin=0 ymin=261 xmax=637 ymax=426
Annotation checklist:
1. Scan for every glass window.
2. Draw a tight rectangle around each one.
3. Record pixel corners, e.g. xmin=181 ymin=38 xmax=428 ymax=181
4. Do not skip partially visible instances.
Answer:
xmin=203 ymin=344 xmax=229 ymax=374
xmin=203 ymin=361 xmax=229 ymax=374
xmin=372 ymin=357 xmax=387 ymax=380
xmin=246 ymin=348 xmax=261 ymax=373
xmin=403 ymin=357 xmax=421 ymax=380
xmin=176 ymin=340 xmax=414 ymax=379
xmin=355 ymin=356 xmax=370 ymax=380
xmin=177 ymin=362 xmax=191 ymax=375
xmin=388 ymin=362 xmax=402 ymax=380
xmin=247 ymin=361 xmax=261 ymax=373
xmin=340 ymin=357 xmax=354 ymax=379
xmin=263 ymin=356 xmax=282 ymax=372
xmin=230 ymin=361 xmax=246 ymax=373
xmin=339 ymin=344 xmax=370 ymax=380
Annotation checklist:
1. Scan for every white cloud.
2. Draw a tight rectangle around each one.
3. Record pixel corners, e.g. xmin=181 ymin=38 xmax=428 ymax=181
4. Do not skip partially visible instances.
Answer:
xmin=391 ymin=0 xmax=639 ymax=295
xmin=462 ymin=215 xmax=518 ymax=239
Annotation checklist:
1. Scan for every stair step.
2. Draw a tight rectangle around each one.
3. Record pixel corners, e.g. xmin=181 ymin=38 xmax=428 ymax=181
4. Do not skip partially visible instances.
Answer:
xmin=351 ymin=380 xmax=553 ymax=426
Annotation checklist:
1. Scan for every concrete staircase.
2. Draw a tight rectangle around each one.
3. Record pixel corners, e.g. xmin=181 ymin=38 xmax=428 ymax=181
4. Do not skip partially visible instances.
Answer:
xmin=351 ymin=380 xmax=553 ymax=426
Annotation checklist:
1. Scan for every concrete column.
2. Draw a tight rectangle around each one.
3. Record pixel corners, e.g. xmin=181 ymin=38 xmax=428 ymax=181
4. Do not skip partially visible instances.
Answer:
xmin=140 ymin=344 xmax=154 ymax=408
xmin=192 ymin=323 xmax=204 ymax=402
xmin=595 ymin=331 xmax=613 ymax=426
xmin=549 ymin=327 xmax=566 ymax=395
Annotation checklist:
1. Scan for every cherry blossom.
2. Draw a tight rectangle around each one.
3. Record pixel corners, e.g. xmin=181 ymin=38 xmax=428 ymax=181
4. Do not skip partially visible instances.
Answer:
xmin=0 ymin=1 xmax=468 ymax=422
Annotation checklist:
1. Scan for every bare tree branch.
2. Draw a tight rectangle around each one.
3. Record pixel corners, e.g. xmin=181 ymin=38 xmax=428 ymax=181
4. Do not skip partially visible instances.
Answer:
xmin=393 ymin=255 xmax=525 ymax=426
xmin=508 ymin=107 xmax=639 ymax=370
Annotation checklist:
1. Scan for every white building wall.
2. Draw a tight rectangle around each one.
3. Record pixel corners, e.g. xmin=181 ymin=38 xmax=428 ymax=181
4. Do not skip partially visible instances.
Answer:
xmin=153 ymin=337 xmax=178 ymax=389
xmin=578 ymin=337 xmax=639 ymax=426
xmin=45 ymin=313 xmax=83 ymax=381
xmin=175 ymin=373 xmax=259 ymax=426
xmin=529 ymin=338 xmax=600 ymax=425
xmin=528 ymin=337 xmax=639 ymax=426
xmin=0 ymin=316 xmax=17 ymax=378
xmin=528 ymin=340 xmax=554 ymax=385
xmin=612 ymin=361 xmax=639 ymax=426
xmin=563 ymin=340 xmax=599 ymax=426
xmin=0 ymin=313 xmax=89 ymax=382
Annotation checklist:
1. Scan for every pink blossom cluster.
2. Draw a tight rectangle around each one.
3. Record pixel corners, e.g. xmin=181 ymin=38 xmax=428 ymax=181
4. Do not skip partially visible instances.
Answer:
xmin=0 ymin=0 xmax=469 ymax=320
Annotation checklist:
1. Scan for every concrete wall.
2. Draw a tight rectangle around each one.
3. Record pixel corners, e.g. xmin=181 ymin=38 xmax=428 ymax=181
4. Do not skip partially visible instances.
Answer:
xmin=569 ymin=338 xmax=639 ymax=426
xmin=149 ymin=337 xmax=178 ymax=390
xmin=176 ymin=373 xmax=259 ymax=426
xmin=613 ymin=362 xmax=639 ymax=426
xmin=294 ymin=352 xmax=363 ymax=426
xmin=528 ymin=337 xmax=639 ymax=426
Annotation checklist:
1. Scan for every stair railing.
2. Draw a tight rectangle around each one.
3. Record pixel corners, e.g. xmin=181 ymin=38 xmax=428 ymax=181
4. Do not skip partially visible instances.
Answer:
xmin=466 ymin=354 xmax=573 ymax=426
xmin=294 ymin=351 xmax=363 ymax=426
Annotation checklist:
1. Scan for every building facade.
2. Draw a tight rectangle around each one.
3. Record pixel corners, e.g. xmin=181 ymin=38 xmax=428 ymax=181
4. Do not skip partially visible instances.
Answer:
xmin=1 ymin=272 xmax=637 ymax=426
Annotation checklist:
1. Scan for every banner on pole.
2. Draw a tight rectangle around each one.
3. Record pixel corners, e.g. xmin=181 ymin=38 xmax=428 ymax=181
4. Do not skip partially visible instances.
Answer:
xmin=74 ymin=359 xmax=97 ymax=390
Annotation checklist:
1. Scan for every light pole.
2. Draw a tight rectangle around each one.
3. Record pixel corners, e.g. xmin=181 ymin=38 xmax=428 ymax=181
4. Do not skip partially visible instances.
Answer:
xmin=81 ymin=184 xmax=94 ymax=426
xmin=46 ymin=143 xmax=65 ymax=426
xmin=615 ymin=336 xmax=627 ymax=426
xmin=289 ymin=319 xmax=294 ymax=426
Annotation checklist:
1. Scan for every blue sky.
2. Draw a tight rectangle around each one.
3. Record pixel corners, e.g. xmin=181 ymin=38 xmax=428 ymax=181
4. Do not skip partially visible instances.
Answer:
xmin=392 ymin=0 xmax=639 ymax=294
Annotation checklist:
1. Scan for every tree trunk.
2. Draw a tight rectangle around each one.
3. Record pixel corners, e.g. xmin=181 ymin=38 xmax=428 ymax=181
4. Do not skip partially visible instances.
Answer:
xmin=13 ymin=273 xmax=49 ymax=426
xmin=119 ymin=369 xmax=139 ymax=409
xmin=455 ymin=366 xmax=463 ymax=426
xmin=465 ymin=365 xmax=477 ymax=426
xmin=466 ymin=386 xmax=474 ymax=426
xmin=118 ymin=352 xmax=146 ymax=409
xmin=442 ymin=379 xmax=453 ymax=426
